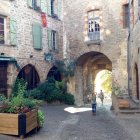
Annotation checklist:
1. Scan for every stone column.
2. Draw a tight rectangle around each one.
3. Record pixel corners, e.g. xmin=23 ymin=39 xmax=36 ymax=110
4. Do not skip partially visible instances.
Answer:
xmin=75 ymin=66 xmax=84 ymax=106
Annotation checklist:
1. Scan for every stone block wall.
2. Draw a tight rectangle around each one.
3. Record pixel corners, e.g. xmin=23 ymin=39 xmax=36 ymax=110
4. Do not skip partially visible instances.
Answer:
xmin=0 ymin=0 xmax=64 ymax=94
xmin=63 ymin=0 xmax=129 ymax=105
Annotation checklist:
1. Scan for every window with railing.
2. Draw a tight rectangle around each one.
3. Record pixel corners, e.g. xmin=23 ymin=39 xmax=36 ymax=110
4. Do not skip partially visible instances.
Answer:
xmin=88 ymin=10 xmax=100 ymax=41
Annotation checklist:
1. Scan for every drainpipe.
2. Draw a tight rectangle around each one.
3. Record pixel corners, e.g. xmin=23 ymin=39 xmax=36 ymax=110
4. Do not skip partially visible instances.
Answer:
xmin=127 ymin=0 xmax=131 ymax=97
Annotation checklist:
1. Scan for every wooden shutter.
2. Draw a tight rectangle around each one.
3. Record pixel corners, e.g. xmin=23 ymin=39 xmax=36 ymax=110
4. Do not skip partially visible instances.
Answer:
xmin=47 ymin=29 xmax=52 ymax=51
xmin=27 ymin=0 xmax=33 ymax=8
xmin=57 ymin=0 xmax=62 ymax=19
xmin=32 ymin=23 xmax=42 ymax=49
xmin=41 ymin=0 xmax=47 ymax=14
xmin=47 ymin=0 xmax=51 ymax=16
xmin=10 ymin=18 xmax=17 ymax=45
xmin=55 ymin=31 xmax=58 ymax=51
xmin=139 ymin=0 xmax=140 ymax=19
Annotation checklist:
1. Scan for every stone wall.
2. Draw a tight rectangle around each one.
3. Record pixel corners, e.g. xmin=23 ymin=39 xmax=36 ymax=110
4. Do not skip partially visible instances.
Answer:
xmin=0 ymin=0 xmax=64 ymax=94
xmin=63 ymin=0 xmax=128 ymax=105
xmin=130 ymin=0 xmax=140 ymax=101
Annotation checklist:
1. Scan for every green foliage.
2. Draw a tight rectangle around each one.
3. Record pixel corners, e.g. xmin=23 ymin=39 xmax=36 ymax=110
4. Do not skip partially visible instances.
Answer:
xmin=0 ymin=79 xmax=36 ymax=114
xmin=37 ymin=110 xmax=45 ymax=127
xmin=55 ymin=60 xmax=75 ymax=78
xmin=44 ymin=78 xmax=75 ymax=105
xmin=100 ymin=70 xmax=112 ymax=94
xmin=12 ymin=78 xmax=27 ymax=97
xmin=55 ymin=80 xmax=67 ymax=93
xmin=27 ymin=88 xmax=46 ymax=100
xmin=64 ymin=93 xmax=75 ymax=105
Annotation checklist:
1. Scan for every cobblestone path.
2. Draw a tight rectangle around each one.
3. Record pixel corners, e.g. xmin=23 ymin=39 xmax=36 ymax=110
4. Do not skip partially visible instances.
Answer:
xmin=1 ymin=102 xmax=140 ymax=140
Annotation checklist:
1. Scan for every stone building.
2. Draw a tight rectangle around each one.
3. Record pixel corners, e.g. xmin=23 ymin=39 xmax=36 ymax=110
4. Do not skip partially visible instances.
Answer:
xmin=0 ymin=0 xmax=63 ymax=97
xmin=63 ymin=0 xmax=129 ymax=105
xmin=129 ymin=0 xmax=140 ymax=102
xmin=0 ymin=0 xmax=130 ymax=106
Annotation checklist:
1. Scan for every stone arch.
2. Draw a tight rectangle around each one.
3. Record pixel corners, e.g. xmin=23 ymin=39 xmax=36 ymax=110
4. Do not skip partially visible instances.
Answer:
xmin=46 ymin=66 xmax=62 ymax=81
xmin=17 ymin=64 xmax=40 ymax=90
xmin=71 ymin=51 xmax=112 ymax=106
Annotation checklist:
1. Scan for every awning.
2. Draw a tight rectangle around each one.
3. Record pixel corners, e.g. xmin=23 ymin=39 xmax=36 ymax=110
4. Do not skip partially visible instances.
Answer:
xmin=0 ymin=55 xmax=20 ymax=69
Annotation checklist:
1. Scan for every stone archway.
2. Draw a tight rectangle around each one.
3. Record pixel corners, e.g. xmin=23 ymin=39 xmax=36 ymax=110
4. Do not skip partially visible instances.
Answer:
xmin=47 ymin=66 xmax=62 ymax=81
xmin=17 ymin=64 xmax=40 ymax=90
xmin=73 ymin=51 xmax=112 ymax=106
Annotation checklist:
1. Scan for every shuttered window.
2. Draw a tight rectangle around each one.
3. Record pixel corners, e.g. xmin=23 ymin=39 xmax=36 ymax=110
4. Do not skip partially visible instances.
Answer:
xmin=57 ymin=0 xmax=62 ymax=19
xmin=47 ymin=29 xmax=58 ymax=51
xmin=41 ymin=0 xmax=47 ymax=14
xmin=10 ymin=18 xmax=17 ymax=45
xmin=138 ymin=0 xmax=140 ymax=19
xmin=32 ymin=23 xmax=42 ymax=49
xmin=0 ymin=17 xmax=4 ymax=44
xmin=123 ymin=4 xmax=129 ymax=28
xmin=27 ymin=0 xmax=41 ymax=11
xmin=47 ymin=0 xmax=62 ymax=19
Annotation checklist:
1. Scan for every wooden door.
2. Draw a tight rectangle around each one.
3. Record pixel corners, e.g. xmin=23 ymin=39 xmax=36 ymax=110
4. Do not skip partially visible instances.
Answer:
xmin=0 ymin=62 xmax=7 ymax=95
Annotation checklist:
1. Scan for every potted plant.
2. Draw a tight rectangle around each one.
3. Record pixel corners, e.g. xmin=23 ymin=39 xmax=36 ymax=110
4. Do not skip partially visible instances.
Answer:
xmin=0 ymin=79 xmax=42 ymax=138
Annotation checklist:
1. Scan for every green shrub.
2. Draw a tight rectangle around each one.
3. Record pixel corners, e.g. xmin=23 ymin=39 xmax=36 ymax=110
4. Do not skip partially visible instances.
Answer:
xmin=28 ymin=88 xmax=46 ymax=100
xmin=12 ymin=78 xmax=27 ymax=97
xmin=64 ymin=93 xmax=75 ymax=105
xmin=46 ymin=91 xmax=62 ymax=103
xmin=0 ymin=78 xmax=37 ymax=114
xmin=37 ymin=110 xmax=45 ymax=127
xmin=36 ymin=81 xmax=48 ymax=94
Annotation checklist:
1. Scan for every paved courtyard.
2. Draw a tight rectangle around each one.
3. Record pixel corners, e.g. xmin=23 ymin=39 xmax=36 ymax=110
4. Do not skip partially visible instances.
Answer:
xmin=1 ymin=99 xmax=140 ymax=140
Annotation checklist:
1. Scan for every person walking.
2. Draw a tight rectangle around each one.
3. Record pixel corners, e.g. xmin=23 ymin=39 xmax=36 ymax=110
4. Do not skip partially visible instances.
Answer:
xmin=91 ymin=92 xmax=97 ymax=115
xmin=99 ymin=90 xmax=104 ymax=105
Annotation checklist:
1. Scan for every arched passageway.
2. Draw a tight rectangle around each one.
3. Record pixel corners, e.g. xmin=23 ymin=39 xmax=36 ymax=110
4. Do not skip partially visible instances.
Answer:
xmin=17 ymin=64 xmax=40 ymax=90
xmin=47 ymin=66 xmax=61 ymax=81
xmin=74 ymin=51 xmax=112 ymax=106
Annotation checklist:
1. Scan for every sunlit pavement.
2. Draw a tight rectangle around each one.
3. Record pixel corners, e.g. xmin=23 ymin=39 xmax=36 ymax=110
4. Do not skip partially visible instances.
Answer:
xmin=1 ymin=99 xmax=140 ymax=140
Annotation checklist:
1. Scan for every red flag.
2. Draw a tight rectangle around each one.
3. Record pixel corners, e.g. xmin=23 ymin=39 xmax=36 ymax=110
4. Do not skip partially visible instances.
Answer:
xmin=41 ymin=13 xmax=47 ymax=27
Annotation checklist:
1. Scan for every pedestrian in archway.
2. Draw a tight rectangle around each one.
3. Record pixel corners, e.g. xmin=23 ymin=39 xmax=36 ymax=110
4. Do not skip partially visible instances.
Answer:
xmin=99 ymin=90 xmax=104 ymax=105
xmin=91 ymin=92 xmax=97 ymax=115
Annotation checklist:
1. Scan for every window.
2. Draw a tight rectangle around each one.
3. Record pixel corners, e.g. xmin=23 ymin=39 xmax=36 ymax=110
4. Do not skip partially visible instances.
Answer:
xmin=88 ymin=10 xmax=100 ymax=41
xmin=48 ymin=0 xmax=62 ymax=19
xmin=138 ymin=0 xmax=140 ymax=19
xmin=28 ymin=0 xmax=41 ymax=11
xmin=0 ymin=17 xmax=5 ymax=44
xmin=47 ymin=29 xmax=58 ymax=51
xmin=123 ymin=4 xmax=129 ymax=28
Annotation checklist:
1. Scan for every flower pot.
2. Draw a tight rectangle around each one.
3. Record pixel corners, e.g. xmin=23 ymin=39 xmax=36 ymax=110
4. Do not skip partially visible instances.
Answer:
xmin=0 ymin=109 xmax=37 ymax=138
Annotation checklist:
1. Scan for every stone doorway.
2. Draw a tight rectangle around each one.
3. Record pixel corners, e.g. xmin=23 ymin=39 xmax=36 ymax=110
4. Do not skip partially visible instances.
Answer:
xmin=73 ymin=51 xmax=112 ymax=106
xmin=0 ymin=62 xmax=8 ymax=96
xmin=17 ymin=64 xmax=40 ymax=90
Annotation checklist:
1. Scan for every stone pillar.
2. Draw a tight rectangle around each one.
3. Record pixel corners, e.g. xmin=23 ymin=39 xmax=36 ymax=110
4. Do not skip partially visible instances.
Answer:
xmin=75 ymin=66 xmax=84 ymax=106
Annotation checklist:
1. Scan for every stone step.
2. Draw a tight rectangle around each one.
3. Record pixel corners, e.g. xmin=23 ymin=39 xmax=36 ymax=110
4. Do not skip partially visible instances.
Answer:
xmin=119 ymin=109 xmax=140 ymax=114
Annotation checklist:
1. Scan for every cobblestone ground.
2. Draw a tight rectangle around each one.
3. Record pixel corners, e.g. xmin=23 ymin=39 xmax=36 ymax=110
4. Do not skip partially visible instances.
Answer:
xmin=1 ymin=98 xmax=140 ymax=140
